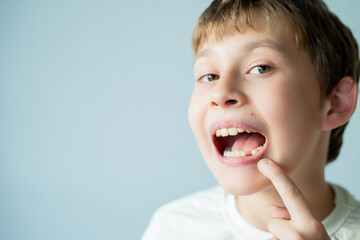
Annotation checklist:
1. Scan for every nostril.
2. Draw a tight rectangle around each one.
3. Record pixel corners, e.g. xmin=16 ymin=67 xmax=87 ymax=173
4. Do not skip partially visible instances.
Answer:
xmin=225 ymin=99 xmax=238 ymax=105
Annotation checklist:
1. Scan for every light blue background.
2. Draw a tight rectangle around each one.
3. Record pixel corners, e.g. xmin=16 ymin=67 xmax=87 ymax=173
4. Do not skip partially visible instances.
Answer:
xmin=0 ymin=0 xmax=359 ymax=239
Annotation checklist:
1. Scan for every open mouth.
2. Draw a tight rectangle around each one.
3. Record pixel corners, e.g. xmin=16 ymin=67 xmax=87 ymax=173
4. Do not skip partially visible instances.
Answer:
xmin=213 ymin=127 xmax=266 ymax=157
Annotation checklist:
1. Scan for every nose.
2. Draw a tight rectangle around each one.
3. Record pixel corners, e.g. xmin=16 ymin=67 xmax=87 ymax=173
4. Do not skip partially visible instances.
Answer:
xmin=210 ymin=77 xmax=246 ymax=109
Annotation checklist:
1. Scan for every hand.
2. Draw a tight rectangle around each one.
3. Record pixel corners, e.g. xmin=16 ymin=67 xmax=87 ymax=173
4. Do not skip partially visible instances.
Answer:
xmin=257 ymin=158 xmax=331 ymax=240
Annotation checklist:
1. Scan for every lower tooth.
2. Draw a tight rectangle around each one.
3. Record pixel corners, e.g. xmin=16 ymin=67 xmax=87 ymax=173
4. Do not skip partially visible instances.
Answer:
xmin=223 ymin=150 xmax=247 ymax=157
xmin=251 ymin=148 xmax=261 ymax=155
xmin=223 ymin=144 xmax=265 ymax=157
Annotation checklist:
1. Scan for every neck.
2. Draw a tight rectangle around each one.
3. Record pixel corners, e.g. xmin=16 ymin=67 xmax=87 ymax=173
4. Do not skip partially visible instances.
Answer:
xmin=236 ymin=173 xmax=334 ymax=231
xmin=235 ymin=136 xmax=335 ymax=232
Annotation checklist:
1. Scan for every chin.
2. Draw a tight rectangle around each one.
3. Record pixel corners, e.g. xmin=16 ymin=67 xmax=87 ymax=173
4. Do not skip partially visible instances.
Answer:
xmin=216 ymin=172 xmax=271 ymax=196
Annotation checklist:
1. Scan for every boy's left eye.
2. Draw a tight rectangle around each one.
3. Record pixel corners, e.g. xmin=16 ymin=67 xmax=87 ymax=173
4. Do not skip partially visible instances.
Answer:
xmin=249 ymin=65 xmax=273 ymax=75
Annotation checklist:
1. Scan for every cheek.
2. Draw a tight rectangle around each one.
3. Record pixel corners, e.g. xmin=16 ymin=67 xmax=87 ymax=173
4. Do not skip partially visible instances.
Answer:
xmin=255 ymin=81 xmax=321 ymax=163
xmin=188 ymin=92 xmax=210 ymax=153
xmin=255 ymin=82 xmax=297 ymax=126
xmin=188 ymin=92 xmax=203 ymax=133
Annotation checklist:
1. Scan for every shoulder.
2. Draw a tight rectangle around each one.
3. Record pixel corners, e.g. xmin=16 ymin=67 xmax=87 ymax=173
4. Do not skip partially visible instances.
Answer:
xmin=142 ymin=186 xmax=234 ymax=240
xmin=329 ymin=184 xmax=360 ymax=239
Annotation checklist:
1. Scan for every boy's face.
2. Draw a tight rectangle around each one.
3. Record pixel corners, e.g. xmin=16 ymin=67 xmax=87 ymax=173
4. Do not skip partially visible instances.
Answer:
xmin=188 ymin=20 xmax=328 ymax=195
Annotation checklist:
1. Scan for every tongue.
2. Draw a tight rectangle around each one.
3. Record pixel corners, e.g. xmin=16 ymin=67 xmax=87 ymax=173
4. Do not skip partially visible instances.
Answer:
xmin=231 ymin=133 xmax=265 ymax=151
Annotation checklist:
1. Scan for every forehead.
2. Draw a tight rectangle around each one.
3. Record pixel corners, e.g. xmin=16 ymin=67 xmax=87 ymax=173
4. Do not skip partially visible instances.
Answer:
xmin=193 ymin=6 xmax=305 ymax=56
xmin=193 ymin=26 xmax=300 ymax=67
xmin=195 ymin=38 xmax=286 ymax=62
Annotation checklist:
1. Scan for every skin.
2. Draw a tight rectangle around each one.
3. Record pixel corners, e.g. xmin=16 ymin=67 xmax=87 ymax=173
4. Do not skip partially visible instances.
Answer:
xmin=257 ymin=158 xmax=330 ymax=239
xmin=188 ymin=16 xmax=358 ymax=239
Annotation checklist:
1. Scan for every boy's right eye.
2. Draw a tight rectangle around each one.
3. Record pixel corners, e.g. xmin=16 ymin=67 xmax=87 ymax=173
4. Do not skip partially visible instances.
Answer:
xmin=198 ymin=74 xmax=220 ymax=83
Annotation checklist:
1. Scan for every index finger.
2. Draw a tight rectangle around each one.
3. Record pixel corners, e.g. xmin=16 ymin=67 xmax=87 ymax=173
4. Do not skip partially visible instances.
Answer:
xmin=257 ymin=158 xmax=313 ymax=222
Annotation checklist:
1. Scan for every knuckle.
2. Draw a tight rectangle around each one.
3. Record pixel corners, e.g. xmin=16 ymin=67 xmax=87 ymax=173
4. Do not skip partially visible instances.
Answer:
xmin=307 ymin=219 xmax=325 ymax=233
xmin=290 ymin=232 xmax=303 ymax=240
xmin=267 ymin=219 xmax=274 ymax=230
xmin=285 ymin=185 xmax=302 ymax=199
xmin=267 ymin=219 xmax=277 ymax=232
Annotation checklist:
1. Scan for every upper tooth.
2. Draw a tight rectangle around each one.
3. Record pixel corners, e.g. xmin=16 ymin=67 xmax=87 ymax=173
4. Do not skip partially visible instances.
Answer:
xmin=221 ymin=128 xmax=229 ymax=137
xmin=238 ymin=128 xmax=245 ymax=133
xmin=229 ymin=127 xmax=238 ymax=136
xmin=216 ymin=127 xmax=253 ymax=137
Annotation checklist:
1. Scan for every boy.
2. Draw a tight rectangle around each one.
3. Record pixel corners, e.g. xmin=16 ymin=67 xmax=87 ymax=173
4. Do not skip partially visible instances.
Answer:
xmin=143 ymin=0 xmax=360 ymax=239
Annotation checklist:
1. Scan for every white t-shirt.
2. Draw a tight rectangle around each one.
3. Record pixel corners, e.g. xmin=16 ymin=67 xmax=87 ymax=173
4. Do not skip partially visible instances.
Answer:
xmin=142 ymin=184 xmax=360 ymax=240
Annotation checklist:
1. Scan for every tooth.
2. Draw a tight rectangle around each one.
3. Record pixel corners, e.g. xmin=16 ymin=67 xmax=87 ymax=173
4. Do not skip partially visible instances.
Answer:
xmin=224 ymin=150 xmax=249 ymax=157
xmin=216 ymin=129 xmax=221 ymax=137
xmin=251 ymin=148 xmax=261 ymax=155
xmin=239 ymin=151 xmax=246 ymax=157
xmin=221 ymin=128 xmax=229 ymax=137
xmin=245 ymin=130 xmax=251 ymax=133
xmin=229 ymin=127 xmax=238 ymax=136
xmin=238 ymin=128 xmax=245 ymax=133
xmin=224 ymin=150 xmax=232 ymax=157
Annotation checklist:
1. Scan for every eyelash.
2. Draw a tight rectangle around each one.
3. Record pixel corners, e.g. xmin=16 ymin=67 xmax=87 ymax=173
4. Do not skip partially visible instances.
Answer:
xmin=198 ymin=65 xmax=274 ymax=83
xmin=249 ymin=65 xmax=274 ymax=75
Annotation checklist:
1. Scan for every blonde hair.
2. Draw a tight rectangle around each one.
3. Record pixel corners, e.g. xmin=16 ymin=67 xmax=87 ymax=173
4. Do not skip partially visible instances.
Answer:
xmin=192 ymin=0 xmax=360 ymax=163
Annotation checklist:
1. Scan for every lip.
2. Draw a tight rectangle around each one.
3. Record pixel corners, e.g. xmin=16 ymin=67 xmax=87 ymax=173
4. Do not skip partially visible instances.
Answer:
xmin=210 ymin=120 xmax=268 ymax=166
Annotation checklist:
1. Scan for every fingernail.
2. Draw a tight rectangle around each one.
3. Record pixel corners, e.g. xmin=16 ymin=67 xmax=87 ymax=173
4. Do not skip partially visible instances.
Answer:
xmin=257 ymin=158 xmax=271 ymax=170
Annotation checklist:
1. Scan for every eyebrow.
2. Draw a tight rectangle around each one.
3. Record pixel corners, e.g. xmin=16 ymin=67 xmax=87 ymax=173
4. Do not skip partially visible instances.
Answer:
xmin=244 ymin=39 xmax=284 ymax=52
xmin=193 ymin=39 xmax=286 ymax=65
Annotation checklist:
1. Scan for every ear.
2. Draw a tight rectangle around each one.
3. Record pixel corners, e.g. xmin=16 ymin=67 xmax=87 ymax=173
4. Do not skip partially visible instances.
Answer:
xmin=322 ymin=76 xmax=358 ymax=131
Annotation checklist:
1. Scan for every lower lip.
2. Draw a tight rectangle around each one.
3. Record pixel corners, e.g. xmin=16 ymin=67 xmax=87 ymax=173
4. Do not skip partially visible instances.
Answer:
xmin=215 ymin=142 xmax=268 ymax=166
